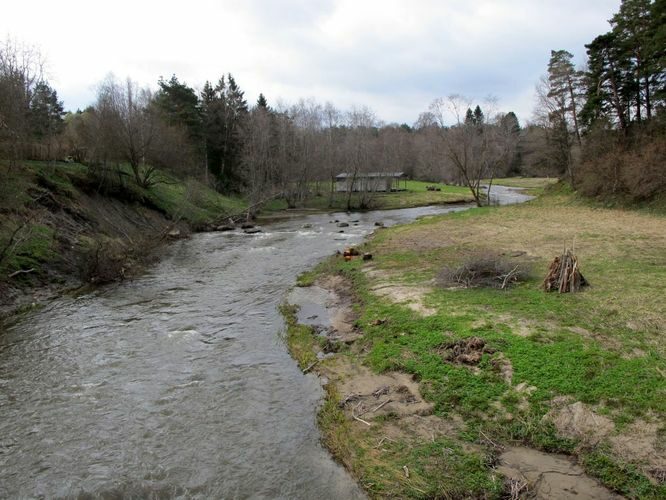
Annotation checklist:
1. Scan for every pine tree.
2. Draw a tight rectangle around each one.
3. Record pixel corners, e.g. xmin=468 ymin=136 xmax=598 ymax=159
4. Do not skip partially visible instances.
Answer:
xmin=464 ymin=107 xmax=475 ymax=125
xmin=547 ymin=50 xmax=584 ymax=145
xmin=501 ymin=111 xmax=521 ymax=134
xmin=28 ymin=81 xmax=64 ymax=141
xmin=610 ymin=0 xmax=656 ymax=120
xmin=154 ymin=75 xmax=202 ymax=140
xmin=200 ymin=74 xmax=249 ymax=191
xmin=473 ymin=105 xmax=484 ymax=125
xmin=583 ymin=32 xmax=632 ymax=131
xmin=650 ymin=0 xmax=666 ymax=105
xmin=257 ymin=93 xmax=269 ymax=109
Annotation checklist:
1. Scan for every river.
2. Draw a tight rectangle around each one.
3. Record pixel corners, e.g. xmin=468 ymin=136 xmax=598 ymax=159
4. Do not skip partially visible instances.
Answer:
xmin=0 ymin=186 xmax=531 ymax=498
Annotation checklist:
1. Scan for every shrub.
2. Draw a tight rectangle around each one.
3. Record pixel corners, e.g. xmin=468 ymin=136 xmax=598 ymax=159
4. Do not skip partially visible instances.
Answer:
xmin=437 ymin=251 xmax=531 ymax=289
xmin=578 ymin=122 xmax=666 ymax=203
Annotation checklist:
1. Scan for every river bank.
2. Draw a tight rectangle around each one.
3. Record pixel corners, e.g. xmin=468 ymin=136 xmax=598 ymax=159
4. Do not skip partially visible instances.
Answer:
xmin=0 ymin=161 xmax=246 ymax=320
xmin=0 ymin=165 xmax=473 ymax=321
xmin=285 ymin=186 xmax=666 ymax=498
xmin=1 ymin=196 xmax=486 ymax=497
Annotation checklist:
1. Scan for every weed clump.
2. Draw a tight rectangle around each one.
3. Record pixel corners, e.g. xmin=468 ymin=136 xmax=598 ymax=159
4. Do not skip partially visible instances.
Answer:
xmin=437 ymin=251 xmax=531 ymax=289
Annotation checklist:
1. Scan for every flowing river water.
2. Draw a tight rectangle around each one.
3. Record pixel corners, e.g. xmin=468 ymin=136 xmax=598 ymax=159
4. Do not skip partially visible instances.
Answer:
xmin=0 ymin=187 xmax=531 ymax=498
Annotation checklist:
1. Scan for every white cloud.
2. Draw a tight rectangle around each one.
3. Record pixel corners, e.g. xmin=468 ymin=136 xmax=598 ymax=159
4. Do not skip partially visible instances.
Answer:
xmin=1 ymin=0 xmax=619 ymax=122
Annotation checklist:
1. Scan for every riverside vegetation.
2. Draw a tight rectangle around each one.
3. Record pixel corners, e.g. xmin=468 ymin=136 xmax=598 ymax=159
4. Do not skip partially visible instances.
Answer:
xmin=284 ymin=181 xmax=666 ymax=498
xmin=2 ymin=0 xmax=664 ymax=313
xmin=0 ymin=160 xmax=471 ymax=316
xmin=0 ymin=160 xmax=245 ymax=314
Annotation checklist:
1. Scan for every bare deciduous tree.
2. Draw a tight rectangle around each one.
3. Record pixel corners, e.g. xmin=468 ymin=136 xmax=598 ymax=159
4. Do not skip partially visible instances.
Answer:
xmin=0 ymin=37 xmax=45 ymax=169
xmin=430 ymin=95 xmax=517 ymax=207
xmin=95 ymin=76 xmax=160 ymax=187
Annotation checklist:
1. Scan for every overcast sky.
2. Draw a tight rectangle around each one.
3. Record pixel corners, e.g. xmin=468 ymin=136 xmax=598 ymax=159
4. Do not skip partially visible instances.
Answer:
xmin=2 ymin=0 xmax=619 ymax=125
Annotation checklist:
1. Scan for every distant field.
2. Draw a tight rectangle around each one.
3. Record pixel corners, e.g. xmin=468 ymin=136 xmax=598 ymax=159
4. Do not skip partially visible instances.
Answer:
xmin=262 ymin=180 xmax=474 ymax=212
xmin=485 ymin=177 xmax=559 ymax=189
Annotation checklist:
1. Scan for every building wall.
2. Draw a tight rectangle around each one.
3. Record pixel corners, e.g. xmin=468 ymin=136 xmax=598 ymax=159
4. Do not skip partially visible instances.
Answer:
xmin=335 ymin=176 xmax=392 ymax=192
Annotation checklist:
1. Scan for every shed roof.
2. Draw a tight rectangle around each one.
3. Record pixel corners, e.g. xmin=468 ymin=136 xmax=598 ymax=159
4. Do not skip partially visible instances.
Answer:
xmin=335 ymin=172 xmax=405 ymax=179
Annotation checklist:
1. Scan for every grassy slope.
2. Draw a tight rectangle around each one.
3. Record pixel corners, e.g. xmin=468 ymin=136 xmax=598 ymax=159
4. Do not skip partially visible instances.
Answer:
xmin=262 ymin=180 xmax=474 ymax=212
xmin=0 ymin=161 xmax=244 ymax=291
xmin=484 ymin=177 xmax=559 ymax=189
xmin=288 ymin=188 xmax=666 ymax=498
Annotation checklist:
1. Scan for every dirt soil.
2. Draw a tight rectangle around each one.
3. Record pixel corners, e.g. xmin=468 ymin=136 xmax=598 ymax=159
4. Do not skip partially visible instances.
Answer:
xmin=323 ymin=357 xmax=434 ymax=422
xmin=499 ymin=447 xmax=622 ymax=499
xmin=316 ymin=274 xmax=363 ymax=344
xmin=363 ymin=266 xmax=436 ymax=316
xmin=545 ymin=398 xmax=666 ymax=482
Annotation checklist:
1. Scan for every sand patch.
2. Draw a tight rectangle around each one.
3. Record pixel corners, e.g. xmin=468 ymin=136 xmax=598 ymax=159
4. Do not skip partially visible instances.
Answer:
xmin=362 ymin=266 xmax=436 ymax=317
xmin=324 ymin=358 xmax=434 ymax=425
xmin=544 ymin=399 xmax=615 ymax=446
xmin=609 ymin=419 xmax=666 ymax=480
xmin=370 ymin=283 xmax=436 ymax=316
xmin=498 ymin=447 xmax=621 ymax=499
xmin=545 ymin=399 xmax=666 ymax=482
xmin=494 ymin=353 xmax=514 ymax=385
xmin=380 ymin=414 xmax=464 ymax=445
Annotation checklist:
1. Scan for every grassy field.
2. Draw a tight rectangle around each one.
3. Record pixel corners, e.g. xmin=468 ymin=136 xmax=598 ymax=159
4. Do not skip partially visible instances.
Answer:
xmin=286 ymin=189 xmax=666 ymax=498
xmin=484 ymin=177 xmax=559 ymax=189
xmin=484 ymin=177 xmax=559 ymax=197
xmin=262 ymin=180 xmax=474 ymax=213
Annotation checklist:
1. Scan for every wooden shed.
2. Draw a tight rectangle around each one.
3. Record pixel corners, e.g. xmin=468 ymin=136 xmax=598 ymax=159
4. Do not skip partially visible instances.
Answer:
xmin=335 ymin=172 xmax=407 ymax=192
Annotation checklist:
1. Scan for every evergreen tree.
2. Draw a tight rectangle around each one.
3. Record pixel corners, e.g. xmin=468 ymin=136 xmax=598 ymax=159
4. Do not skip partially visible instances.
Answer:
xmin=473 ymin=105 xmax=484 ymax=125
xmin=650 ymin=0 xmax=666 ymax=104
xmin=581 ymin=0 xmax=665 ymax=129
xmin=610 ymin=0 xmax=656 ymax=120
xmin=464 ymin=106 xmax=484 ymax=127
xmin=500 ymin=111 xmax=522 ymax=174
xmin=464 ymin=107 xmax=475 ymax=125
xmin=28 ymin=81 xmax=65 ymax=140
xmin=200 ymin=74 xmax=248 ymax=191
xmin=547 ymin=50 xmax=584 ymax=144
xmin=154 ymin=75 xmax=202 ymax=140
xmin=583 ymin=32 xmax=633 ymax=131
xmin=500 ymin=111 xmax=521 ymax=134
xmin=256 ymin=93 xmax=269 ymax=109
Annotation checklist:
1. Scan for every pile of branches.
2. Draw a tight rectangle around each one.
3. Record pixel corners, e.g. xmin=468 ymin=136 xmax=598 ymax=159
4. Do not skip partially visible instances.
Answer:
xmin=437 ymin=252 xmax=530 ymax=290
xmin=543 ymin=249 xmax=589 ymax=293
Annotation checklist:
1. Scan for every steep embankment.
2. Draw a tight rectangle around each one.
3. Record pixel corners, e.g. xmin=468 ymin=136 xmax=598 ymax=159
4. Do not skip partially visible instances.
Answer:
xmin=286 ymin=187 xmax=666 ymax=498
xmin=0 ymin=161 xmax=244 ymax=315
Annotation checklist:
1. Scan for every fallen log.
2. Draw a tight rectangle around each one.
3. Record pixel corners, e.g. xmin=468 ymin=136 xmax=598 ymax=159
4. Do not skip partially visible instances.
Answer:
xmin=8 ymin=268 xmax=36 ymax=279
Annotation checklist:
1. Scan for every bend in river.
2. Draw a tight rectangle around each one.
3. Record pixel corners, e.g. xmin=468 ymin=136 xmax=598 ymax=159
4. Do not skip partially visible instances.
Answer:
xmin=0 ymin=186 xmax=531 ymax=498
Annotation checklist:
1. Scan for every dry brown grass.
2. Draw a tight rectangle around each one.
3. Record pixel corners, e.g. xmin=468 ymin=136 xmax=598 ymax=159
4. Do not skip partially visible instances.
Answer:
xmin=370 ymin=195 xmax=666 ymax=353
xmin=484 ymin=177 xmax=559 ymax=189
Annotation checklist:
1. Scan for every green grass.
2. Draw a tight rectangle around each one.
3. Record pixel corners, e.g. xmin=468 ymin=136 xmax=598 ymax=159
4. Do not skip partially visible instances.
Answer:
xmin=0 ymin=223 xmax=57 ymax=278
xmin=582 ymin=448 xmax=663 ymax=499
xmin=262 ymin=180 xmax=473 ymax=213
xmin=315 ymin=377 xmax=505 ymax=500
xmin=280 ymin=303 xmax=319 ymax=369
xmin=286 ymin=190 xmax=666 ymax=498
xmin=143 ymin=175 xmax=245 ymax=226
